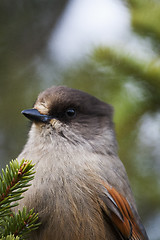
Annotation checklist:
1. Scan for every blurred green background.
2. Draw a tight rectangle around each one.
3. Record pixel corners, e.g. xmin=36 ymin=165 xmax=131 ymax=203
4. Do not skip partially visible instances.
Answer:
xmin=0 ymin=1 xmax=160 ymax=239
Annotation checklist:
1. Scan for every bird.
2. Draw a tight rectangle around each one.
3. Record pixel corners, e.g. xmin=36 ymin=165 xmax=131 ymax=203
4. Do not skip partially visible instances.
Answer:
xmin=18 ymin=85 xmax=149 ymax=240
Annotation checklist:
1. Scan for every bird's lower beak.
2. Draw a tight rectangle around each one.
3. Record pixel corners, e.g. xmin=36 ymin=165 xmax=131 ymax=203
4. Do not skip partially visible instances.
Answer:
xmin=21 ymin=109 xmax=52 ymax=123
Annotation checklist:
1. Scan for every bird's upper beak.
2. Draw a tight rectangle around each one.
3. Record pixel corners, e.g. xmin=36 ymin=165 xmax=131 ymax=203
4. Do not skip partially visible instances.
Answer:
xmin=21 ymin=109 xmax=52 ymax=123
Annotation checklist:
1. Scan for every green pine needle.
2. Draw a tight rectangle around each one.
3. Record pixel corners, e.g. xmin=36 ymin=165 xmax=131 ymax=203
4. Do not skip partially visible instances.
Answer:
xmin=0 ymin=234 xmax=20 ymax=240
xmin=0 ymin=159 xmax=35 ymax=217
xmin=1 ymin=207 xmax=40 ymax=239
xmin=0 ymin=159 xmax=40 ymax=239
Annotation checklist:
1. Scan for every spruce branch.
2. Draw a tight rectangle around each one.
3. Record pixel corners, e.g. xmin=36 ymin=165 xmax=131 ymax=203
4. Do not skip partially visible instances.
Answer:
xmin=0 ymin=159 xmax=40 ymax=239
xmin=0 ymin=234 xmax=19 ymax=240
xmin=1 ymin=207 xmax=40 ymax=239
xmin=0 ymin=159 xmax=35 ymax=218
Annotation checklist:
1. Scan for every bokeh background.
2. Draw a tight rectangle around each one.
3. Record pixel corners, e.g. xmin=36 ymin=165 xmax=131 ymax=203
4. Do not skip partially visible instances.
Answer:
xmin=0 ymin=0 xmax=160 ymax=239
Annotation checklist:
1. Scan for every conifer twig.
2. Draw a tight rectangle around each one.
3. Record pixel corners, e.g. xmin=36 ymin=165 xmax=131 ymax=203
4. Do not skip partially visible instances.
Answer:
xmin=0 ymin=159 xmax=40 ymax=239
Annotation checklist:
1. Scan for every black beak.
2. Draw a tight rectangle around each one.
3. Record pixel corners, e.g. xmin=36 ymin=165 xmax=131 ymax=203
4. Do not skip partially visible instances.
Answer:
xmin=21 ymin=109 xmax=52 ymax=123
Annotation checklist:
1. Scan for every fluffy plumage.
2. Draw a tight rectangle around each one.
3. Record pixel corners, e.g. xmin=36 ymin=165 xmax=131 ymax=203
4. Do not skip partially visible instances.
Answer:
xmin=18 ymin=86 xmax=149 ymax=240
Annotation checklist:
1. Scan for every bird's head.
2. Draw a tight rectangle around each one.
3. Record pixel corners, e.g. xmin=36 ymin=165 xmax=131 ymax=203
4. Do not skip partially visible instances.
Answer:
xmin=22 ymin=86 xmax=117 ymax=154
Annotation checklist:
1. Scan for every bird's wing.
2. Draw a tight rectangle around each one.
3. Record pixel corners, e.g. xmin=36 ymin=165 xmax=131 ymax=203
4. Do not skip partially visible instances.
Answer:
xmin=99 ymin=182 xmax=148 ymax=240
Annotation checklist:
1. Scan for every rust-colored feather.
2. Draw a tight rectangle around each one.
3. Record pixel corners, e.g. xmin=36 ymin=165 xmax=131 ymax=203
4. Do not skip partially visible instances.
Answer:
xmin=101 ymin=183 xmax=147 ymax=240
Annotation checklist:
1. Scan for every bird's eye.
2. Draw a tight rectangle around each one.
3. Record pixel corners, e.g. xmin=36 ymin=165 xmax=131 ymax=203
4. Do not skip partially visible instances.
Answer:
xmin=65 ymin=109 xmax=76 ymax=118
